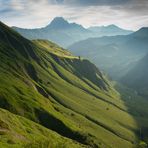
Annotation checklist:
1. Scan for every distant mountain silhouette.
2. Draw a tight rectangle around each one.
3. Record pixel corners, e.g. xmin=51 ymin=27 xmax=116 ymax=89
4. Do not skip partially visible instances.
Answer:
xmin=47 ymin=17 xmax=70 ymax=29
xmin=88 ymin=24 xmax=133 ymax=36
xmin=12 ymin=17 xmax=92 ymax=47
xmin=46 ymin=17 xmax=85 ymax=30
xmin=69 ymin=27 xmax=148 ymax=79
xmin=13 ymin=17 xmax=133 ymax=47
xmin=131 ymin=27 xmax=148 ymax=38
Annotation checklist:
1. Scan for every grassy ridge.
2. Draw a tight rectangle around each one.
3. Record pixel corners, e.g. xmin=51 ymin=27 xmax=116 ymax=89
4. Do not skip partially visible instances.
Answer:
xmin=0 ymin=108 xmax=84 ymax=148
xmin=0 ymin=21 xmax=139 ymax=147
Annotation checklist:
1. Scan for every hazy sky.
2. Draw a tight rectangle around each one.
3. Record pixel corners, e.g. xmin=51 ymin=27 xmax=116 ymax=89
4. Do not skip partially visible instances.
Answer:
xmin=0 ymin=0 xmax=148 ymax=30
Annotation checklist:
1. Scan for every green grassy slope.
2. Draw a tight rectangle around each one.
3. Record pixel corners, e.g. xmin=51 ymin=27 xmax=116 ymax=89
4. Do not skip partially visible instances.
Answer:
xmin=0 ymin=108 xmax=84 ymax=148
xmin=0 ymin=21 xmax=139 ymax=148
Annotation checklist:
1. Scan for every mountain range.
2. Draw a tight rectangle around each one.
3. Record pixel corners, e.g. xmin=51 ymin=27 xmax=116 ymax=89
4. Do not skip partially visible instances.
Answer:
xmin=12 ymin=17 xmax=133 ymax=48
xmin=69 ymin=27 xmax=148 ymax=79
xmin=88 ymin=24 xmax=133 ymax=36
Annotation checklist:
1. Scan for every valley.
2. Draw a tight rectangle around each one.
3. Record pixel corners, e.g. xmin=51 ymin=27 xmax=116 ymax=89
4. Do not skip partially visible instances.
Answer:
xmin=0 ymin=15 xmax=148 ymax=148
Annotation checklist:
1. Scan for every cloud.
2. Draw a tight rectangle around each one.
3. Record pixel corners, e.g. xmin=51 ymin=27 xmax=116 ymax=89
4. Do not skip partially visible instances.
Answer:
xmin=0 ymin=0 xmax=69 ymax=28
xmin=0 ymin=0 xmax=148 ymax=30
xmin=62 ymin=0 xmax=129 ymax=6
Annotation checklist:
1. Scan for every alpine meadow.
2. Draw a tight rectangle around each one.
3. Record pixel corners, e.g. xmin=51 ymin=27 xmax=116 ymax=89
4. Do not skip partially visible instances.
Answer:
xmin=0 ymin=0 xmax=148 ymax=148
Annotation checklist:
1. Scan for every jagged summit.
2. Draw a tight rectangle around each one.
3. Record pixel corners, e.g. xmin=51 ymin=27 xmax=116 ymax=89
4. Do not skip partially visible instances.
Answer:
xmin=45 ymin=17 xmax=85 ymax=30
xmin=46 ymin=17 xmax=69 ymax=29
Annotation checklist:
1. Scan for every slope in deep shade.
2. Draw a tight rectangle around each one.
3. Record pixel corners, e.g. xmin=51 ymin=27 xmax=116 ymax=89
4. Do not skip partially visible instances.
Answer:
xmin=0 ymin=21 xmax=140 ymax=147
xmin=121 ymin=52 xmax=148 ymax=96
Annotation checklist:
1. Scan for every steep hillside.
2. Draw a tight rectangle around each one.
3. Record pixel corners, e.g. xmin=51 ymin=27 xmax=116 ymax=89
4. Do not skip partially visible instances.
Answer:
xmin=0 ymin=108 xmax=83 ymax=147
xmin=0 ymin=21 xmax=140 ymax=148
xmin=121 ymin=53 xmax=148 ymax=97
xmin=69 ymin=28 xmax=148 ymax=79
